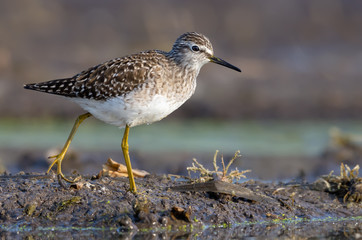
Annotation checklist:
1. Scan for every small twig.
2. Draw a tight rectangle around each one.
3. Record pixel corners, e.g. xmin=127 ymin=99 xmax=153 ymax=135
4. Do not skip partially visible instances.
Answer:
xmin=221 ymin=154 xmax=226 ymax=178
xmin=213 ymin=150 xmax=219 ymax=172
xmin=350 ymin=165 xmax=360 ymax=179
xmin=225 ymin=151 xmax=241 ymax=173
xmin=187 ymin=150 xmax=250 ymax=183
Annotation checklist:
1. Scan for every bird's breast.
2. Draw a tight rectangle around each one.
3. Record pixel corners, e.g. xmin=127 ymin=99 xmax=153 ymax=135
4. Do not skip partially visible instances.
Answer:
xmin=72 ymin=70 xmax=198 ymax=128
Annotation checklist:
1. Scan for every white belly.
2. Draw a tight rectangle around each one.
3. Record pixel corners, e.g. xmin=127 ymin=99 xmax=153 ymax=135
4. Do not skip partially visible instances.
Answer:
xmin=72 ymin=93 xmax=185 ymax=128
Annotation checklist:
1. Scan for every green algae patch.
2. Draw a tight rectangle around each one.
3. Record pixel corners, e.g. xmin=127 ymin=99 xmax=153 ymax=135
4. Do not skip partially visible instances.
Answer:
xmin=56 ymin=196 xmax=82 ymax=211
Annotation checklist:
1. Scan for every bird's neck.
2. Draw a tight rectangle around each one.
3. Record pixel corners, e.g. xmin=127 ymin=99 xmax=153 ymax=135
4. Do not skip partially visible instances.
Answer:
xmin=167 ymin=52 xmax=202 ymax=77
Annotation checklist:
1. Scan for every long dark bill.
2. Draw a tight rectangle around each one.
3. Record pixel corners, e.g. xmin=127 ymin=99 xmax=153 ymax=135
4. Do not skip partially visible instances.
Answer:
xmin=209 ymin=56 xmax=241 ymax=72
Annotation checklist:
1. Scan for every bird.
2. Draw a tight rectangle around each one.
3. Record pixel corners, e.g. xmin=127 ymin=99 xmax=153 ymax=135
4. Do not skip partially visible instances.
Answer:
xmin=24 ymin=32 xmax=241 ymax=193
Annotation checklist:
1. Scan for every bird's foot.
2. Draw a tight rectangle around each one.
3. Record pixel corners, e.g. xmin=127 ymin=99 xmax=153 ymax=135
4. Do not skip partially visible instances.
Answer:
xmin=47 ymin=154 xmax=75 ymax=183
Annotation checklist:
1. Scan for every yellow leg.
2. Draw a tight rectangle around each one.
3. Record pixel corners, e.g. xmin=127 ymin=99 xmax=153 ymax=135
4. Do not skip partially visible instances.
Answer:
xmin=121 ymin=125 xmax=137 ymax=193
xmin=47 ymin=112 xmax=92 ymax=182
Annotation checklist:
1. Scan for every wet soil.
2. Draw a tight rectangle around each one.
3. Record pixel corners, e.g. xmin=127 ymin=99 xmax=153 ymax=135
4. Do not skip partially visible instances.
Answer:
xmin=0 ymin=172 xmax=361 ymax=238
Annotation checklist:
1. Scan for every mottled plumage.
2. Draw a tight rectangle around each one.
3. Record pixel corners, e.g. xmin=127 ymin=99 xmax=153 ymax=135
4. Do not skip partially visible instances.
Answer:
xmin=25 ymin=32 xmax=213 ymax=101
xmin=25 ymin=32 xmax=240 ymax=127
xmin=24 ymin=51 xmax=167 ymax=100
xmin=24 ymin=32 xmax=241 ymax=192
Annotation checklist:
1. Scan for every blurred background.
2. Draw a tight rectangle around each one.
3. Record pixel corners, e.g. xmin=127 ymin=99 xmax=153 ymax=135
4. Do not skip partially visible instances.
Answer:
xmin=0 ymin=0 xmax=361 ymax=181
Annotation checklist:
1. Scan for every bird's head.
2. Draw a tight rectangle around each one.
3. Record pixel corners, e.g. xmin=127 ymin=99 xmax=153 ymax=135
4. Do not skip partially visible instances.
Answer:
xmin=170 ymin=32 xmax=241 ymax=72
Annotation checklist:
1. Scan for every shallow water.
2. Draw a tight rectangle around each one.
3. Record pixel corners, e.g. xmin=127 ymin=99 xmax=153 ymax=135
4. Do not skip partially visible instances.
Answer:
xmin=1 ymin=118 xmax=362 ymax=156
xmin=1 ymin=216 xmax=361 ymax=239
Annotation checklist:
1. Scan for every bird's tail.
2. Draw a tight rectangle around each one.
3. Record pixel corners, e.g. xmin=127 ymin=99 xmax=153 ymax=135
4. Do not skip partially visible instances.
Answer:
xmin=24 ymin=78 xmax=77 ymax=97
xmin=24 ymin=83 xmax=40 ymax=90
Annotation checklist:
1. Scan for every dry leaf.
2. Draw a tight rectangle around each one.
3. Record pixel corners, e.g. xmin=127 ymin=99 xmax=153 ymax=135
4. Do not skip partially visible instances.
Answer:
xmin=98 ymin=158 xmax=149 ymax=178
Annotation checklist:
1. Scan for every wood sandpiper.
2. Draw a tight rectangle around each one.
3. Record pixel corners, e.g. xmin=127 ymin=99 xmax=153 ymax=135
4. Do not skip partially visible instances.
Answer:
xmin=24 ymin=32 xmax=241 ymax=193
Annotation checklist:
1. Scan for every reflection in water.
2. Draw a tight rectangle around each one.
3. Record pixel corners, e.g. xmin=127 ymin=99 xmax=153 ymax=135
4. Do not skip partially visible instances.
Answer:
xmin=1 ymin=217 xmax=360 ymax=239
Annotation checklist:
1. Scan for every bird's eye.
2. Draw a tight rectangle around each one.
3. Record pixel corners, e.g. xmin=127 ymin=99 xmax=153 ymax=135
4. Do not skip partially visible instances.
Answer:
xmin=191 ymin=45 xmax=200 ymax=52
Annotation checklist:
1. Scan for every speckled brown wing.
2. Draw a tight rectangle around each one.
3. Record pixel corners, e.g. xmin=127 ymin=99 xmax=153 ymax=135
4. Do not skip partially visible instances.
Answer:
xmin=24 ymin=50 xmax=166 ymax=100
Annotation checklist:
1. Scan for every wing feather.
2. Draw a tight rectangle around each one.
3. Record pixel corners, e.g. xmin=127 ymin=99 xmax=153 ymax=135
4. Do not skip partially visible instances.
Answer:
xmin=24 ymin=50 xmax=167 ymax=100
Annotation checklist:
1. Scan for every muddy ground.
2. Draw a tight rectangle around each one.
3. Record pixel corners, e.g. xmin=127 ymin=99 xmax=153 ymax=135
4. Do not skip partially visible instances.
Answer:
xmin=0 ymin=170 xmax=361 ymax=239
